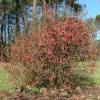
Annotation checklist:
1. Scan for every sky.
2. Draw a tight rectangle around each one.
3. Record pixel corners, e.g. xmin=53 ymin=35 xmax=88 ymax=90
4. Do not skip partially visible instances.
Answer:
xmin=80 ymin=0 xmax=100 ymax=19
xmin=96 ymin=30 xmax=100 ymax=40
xmin=79 ymin=0 xmax=100 ymax=40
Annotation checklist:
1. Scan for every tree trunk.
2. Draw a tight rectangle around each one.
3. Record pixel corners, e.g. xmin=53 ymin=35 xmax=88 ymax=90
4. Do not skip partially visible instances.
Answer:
xmin=0 ymin=0 xmax=6 ymax=60
xmin=42 ymin=0 xmax=47 ymax=17
xmin=33 ymin=0 xmax=38 ymax=33
xmin=7 ymin=14 xmax=10 ymax=43
xmin=33 ymin=0 xmax=37 ymax=17
xmin=0 ymin=15 xmax=4 ymax=59
xmin=15 ymin=0 xmax=20 ymax=37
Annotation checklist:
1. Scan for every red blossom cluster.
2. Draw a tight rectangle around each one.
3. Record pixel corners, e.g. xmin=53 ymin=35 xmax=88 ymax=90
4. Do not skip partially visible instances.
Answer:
xmin=36 ymin=18 xmax=92 ymax=63
xmin=11 ymin=35 xmax=35 ymax=62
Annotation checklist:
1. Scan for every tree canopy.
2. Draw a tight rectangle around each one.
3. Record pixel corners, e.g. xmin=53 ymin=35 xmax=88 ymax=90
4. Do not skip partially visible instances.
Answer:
xmin=95 ymin=14 xmax=100 ymax=24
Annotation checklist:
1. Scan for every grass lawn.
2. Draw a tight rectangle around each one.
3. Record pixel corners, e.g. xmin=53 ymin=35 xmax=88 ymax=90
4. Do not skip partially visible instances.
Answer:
xmin=93 ymin=61 xmax=100 ymax=85
xmin=0 ymin=67 xmax=14 ymax=93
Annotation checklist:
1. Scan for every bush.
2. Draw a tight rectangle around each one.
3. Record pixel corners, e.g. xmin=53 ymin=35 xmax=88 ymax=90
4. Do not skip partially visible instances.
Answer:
xmin=31 ymin=87 xmax=40 ymax=94
xmin=10 ymin=17 xmax=96 ymax=92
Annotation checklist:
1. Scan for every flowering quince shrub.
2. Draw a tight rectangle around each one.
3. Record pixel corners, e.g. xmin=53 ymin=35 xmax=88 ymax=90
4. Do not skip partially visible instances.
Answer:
xmin=11 ymin=35 xmax=35 ymax=63
xmin=10 ymin=17 xmax=97 ymax=93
